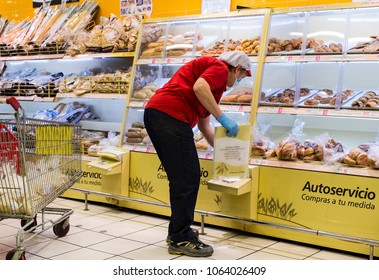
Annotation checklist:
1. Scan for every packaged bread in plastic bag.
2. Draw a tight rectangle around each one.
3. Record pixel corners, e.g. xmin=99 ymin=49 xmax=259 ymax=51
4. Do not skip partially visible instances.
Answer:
xmin=274 ymin=119 xmax=305 ymax=161
xmin=251 ymin=123 xmax=276 ymax=158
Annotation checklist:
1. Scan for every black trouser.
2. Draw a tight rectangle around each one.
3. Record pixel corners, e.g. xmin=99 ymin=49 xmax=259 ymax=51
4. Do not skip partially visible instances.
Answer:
xmin=144 ymin=108 xmax=199 ymax=243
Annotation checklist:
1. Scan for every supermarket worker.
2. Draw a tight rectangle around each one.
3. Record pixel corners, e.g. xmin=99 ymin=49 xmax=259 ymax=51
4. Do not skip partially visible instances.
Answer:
xmin=144 ymin=50 xmax=251 ymax=257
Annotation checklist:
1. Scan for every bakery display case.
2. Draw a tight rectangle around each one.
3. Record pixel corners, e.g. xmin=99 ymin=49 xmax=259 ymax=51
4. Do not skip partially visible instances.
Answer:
xmin=248 ymin=4 xmax=379 ymax=257
xmin=42 ymin=4 xmax=379 ymax=257
xmin=0 ymin=54 xmax=134 ymax=132
xmin=252 ymin=5 xmax=379 ymax=179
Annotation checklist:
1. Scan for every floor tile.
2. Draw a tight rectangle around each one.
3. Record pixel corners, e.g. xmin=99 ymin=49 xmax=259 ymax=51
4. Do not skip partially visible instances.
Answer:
xmin=102 ymin=209 xmax=141 ymax=220
xmin=123 ymin=226 xmax=167 ymax=244
xmin=93 ymin=219 xmax=154 ymax=237
xmin=71 ymin=215 xmax=121 ymax=230
xmin=26 ymin=239 xmax=81 ymax=259
xmin=56 ymin=230 xmax=115 ymax=247
xmin=130 ymin=214 xmax=169 ymax=226
xmin=199 ymin=226 xmax=239 ymax=243
xmin=121 ymin=244 xmax=176 ymax=260
xmin=210 ymin=241 xmax=255 ymax=260
xmin=0 ymin=224 xmax=19 ymax=238
xmin=87 ymin=237 xmax=147 ymax=255
xmin=0 ymin=243 xmax=13 ymax=254
xmin=261 ymin=241 xmax=321 ymax=259
xmin=50 ymin=247 xmax=114 ymax=260
xmin=240 ymin=250 xmax=297 ymax=260
xmin=227 ymin=234 xmax=278 ymax=251
xmin=306 ymin=249 xmax=367 ymax=260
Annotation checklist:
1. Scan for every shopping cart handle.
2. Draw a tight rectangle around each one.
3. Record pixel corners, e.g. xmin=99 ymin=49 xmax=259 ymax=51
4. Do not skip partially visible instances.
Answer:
xmin=5 ymin=96 xmax=21 ymax=111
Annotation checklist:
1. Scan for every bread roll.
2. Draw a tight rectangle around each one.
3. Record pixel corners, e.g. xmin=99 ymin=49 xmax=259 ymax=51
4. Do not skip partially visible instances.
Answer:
xmin=237 ymin=95 xmax=252 ymax=103
xmin=132 ymin=122 xmax=145 ymax=129
xmin=221 ymin=95 xmax=238 ymax=102
xmin=356 ymin=153 xmax=368 ymax=166
xmin=126 ymin=131 xmax=142 ymax=137
xmin=342 ymin=156 xmax=356 ymax=165
xmin=251 ymin=145 xmax=266 ymax=156
xmin=126 ymin=137 xmax=143 ymax=143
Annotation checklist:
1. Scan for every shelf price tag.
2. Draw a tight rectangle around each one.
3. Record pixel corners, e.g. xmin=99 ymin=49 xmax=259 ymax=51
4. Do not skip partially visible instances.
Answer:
xmin=339 ymin=168 xmax=349 ymax=174
xmin=182 ymin=58 xmax=187 ymax=63
xmin=287 ymin=56 xmax=292 ymax=61
xmin=151 ymin=58 xmax=156 ymax=64
xmin=205 ymin=153 xmax=210 ymax=159
xmin=315 ymin=55 xmax=321 ymax=61
xmin=238 ymin=105 xmax=244 ymax=112
xmin=146 ymin=146 xmax=151 ymax=153
xmin=278 ymin=107 xmax=283 ymax=114
xmin=322 ymin=109 xmax=328 ymax=116
xmin=166 ymin=58 xmax=171 ymax=63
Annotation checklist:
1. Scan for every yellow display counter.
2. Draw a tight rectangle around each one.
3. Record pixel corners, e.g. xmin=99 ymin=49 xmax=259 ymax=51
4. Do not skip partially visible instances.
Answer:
xmin=63 ymin=151 xmax=379 ymax=257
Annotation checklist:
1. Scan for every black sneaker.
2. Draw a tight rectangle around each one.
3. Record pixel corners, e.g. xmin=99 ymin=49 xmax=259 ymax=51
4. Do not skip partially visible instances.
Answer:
xmin=166 ymin=229 xmax=199 ymax=245
xmin=168 ymin=237 xmax=214 ymax=257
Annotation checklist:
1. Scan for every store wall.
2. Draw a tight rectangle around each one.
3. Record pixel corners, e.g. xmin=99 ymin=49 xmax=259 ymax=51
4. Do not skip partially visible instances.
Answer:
xmin=1 ymin=0 xmax=353 ymax=22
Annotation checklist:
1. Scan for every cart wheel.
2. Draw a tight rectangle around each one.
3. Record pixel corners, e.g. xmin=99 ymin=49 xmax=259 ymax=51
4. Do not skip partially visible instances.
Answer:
xmin=53 ymin=219 xmax=70 ymax=237
xmin=20 ymin=216 xmax=37 ymax=232
xmin=6 ymin=249 xmax=26 ymax=260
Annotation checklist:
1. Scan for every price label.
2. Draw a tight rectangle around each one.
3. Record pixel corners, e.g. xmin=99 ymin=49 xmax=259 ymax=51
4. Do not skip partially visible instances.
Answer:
xmin=151 ymin=58 xmax=156 ymax=64
xmin=182 ymin=58 xmax=187 ymax=63
xmin=146 ymin=146 xmax=151 ymax=153
xmin=238 ymin=105 xmax=244 ymax=112
xmin=322 ymin=109 xmax=329 ymax=116
xmin=278 ymin=107 xmax=283 ymax=114
xmin=166 ymin=58 xmax=171 ymax=63
xmin=132 ymin=146 xmax=137 ymax=151
xmin=287 ymin=56 xmax=293 ymax=61
xmin=340 ymin=168 xmax=349 ymax=174
xmin=315 ymin=56 xmax=321 ymax=61
xmin=205 ymin=153 xmax=210 ymax=159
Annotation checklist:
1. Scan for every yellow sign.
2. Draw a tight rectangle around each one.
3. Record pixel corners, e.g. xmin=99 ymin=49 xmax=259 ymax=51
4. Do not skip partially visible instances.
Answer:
xmin=258 ymin=166 xmax=379 ymax=240
xmin=129 ymin=152 xmax=221 ymax=212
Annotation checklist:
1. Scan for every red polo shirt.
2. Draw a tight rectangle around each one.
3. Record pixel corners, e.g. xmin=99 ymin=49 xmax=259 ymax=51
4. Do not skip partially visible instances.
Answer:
xmin=145 ymin=56 xmax=228 ymax=128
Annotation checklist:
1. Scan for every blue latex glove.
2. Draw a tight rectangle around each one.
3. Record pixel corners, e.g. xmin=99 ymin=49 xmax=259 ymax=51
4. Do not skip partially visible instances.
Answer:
xmin=216 ymin=113 xmax=238 ymax=137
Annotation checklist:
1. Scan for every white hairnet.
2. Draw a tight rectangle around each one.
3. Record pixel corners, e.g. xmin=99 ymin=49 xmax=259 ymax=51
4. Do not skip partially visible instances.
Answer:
xmin=219 ymin=51 xmax=251 ymax=71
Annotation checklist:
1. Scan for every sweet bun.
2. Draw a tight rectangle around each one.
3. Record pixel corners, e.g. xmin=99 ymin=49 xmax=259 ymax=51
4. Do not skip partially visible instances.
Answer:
xmin=251 ymin=145 xmax=266 ymax=156
xmin=132 ymin=122 xmax=145 ymax=129
xmin=126 ymin=137 xmax=143 ymax=143
xmin=356 ymin=153 xmax=368 ymax=166
xmin=342 ymin=156 xmax=356 ymax=165
xmin=237 ymin=95 xmax=252 ymax=103
xmin=221 ymin=95 xmax=239 ymax=102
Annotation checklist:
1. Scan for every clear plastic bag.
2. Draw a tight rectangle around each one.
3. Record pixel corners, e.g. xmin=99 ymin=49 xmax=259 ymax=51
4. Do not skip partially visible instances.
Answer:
xmin=274 ymin=119 xmax=305 ymax=161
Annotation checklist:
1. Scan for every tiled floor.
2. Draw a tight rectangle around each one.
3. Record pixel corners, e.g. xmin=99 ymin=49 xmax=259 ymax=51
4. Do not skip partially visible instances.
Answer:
xmin=0 ymin=197 xmax=369 ymax=260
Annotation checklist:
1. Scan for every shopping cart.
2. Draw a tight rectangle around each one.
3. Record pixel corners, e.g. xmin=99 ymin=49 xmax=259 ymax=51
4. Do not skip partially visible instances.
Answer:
xmin=0 ymin=97 xmax=82 ymax=260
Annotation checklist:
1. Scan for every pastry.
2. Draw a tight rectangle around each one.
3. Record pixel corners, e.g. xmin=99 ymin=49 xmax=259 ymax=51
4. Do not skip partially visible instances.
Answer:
xmin=126 ymin=137 xmax=143 ymax=143
xmin=304 ymin=98 xmax=318 ymax=106
xmin=126 ymin=130 xmax=142 ymax=137
xmin=132 ymin=122 xmax=145 ymax=129
xmin=251 ymin=145 xmax=266 ymax=156
xmin=342 ymin=156 xmax=356 ymax=165
xmin=356 ymin=153 xmax=368 ymax=166
xmin=221 ymin=95 xmax=238 ymax=102
xmin=140 ymin=128 xmax=148 ymax=138
xmin=237 ymin=94 xmax=252 ymax=103
xmin=263 ymin=149 xmax=276 ymax=159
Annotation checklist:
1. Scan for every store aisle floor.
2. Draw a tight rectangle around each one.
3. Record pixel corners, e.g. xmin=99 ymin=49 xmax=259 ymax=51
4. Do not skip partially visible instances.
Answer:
xmin=0 ymin=197 xmax=369 ymax=260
